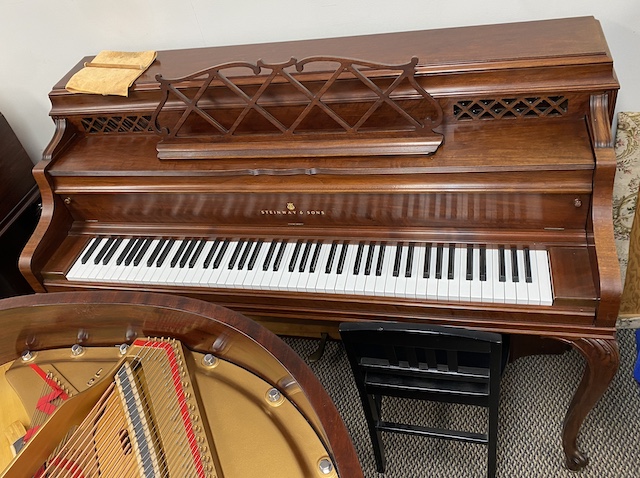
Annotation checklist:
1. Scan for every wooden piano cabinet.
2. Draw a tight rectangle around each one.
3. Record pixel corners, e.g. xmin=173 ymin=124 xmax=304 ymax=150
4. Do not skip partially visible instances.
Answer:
xmin=19 ymin=17 xmax=622 ymax=472
xmin=0 ymin=112 xmax=40 ymax=298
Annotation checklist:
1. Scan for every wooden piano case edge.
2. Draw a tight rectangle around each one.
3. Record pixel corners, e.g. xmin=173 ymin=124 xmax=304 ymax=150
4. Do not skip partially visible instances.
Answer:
xmin=19 ymin=118 xmax=76 ymax=293
xmin=586 ymin=93 xmax=622 ymax=328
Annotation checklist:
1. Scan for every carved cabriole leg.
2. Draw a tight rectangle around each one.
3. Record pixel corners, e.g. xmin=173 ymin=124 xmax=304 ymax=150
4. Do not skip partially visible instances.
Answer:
xmin=560 ymin=337 xmax=619 ymax=471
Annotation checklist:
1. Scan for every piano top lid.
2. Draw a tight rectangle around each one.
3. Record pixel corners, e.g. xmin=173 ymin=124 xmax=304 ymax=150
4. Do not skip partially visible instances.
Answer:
xmin=51 ymin=16 xmax=615 ymax=94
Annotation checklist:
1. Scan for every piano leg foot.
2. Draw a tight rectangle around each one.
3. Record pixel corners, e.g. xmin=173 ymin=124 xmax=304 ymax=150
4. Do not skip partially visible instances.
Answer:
xmin=561 ymin=337 xmax=619 ymax=471
xmin=308 ymin=333 xmax=329 ymax=363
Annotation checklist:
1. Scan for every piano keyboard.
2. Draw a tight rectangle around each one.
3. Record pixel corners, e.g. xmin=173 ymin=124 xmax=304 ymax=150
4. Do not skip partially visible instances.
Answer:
xmin=67 ymin=237 xmax=553 ymax=305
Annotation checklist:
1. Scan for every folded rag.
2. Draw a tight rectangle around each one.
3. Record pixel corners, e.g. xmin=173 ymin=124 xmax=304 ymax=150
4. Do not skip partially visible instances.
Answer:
xmin=65 ymin=50 xmax=157 ymax=96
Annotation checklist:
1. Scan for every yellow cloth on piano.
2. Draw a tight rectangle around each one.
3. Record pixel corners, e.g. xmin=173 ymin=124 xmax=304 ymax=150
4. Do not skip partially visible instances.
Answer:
xmin=65 ymin=50 xmax=157 ymax=96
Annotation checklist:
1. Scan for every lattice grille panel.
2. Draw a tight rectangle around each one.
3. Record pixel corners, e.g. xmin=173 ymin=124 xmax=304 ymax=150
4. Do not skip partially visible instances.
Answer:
xmin=81 ymin=115 xmax=154 ymax=133
xmin=453 ymin=96 xmax=568 ymax=121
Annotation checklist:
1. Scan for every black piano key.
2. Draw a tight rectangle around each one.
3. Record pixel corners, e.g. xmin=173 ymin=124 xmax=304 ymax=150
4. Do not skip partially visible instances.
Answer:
xmin=288 ymin=240 xmax=303 ymax=272
xmin=365 ymin=243 xmax=376 ymax=276
xmin=376 ymin=243 xmax=386 ymax=276
xmin=213 ymin=240 xmax=230 ymax=269
xmin=479 ymin=246 xmax=487 ymax=282
xmin=102 ymin=238 xmax=123 ymax=265
xmin=95 ymin=237 xmax=116 ymax=265
xmin=228 ymin=239 xmax=245 ymax=269
xmin=524 ymin=247 xmax=533 ymax=283
xmin=188 ymin=240 xmax=206 ymax=268
xmin=125 ymin=238 xmax=145 ymax=266
xmin=405 ymin=242 xmax=415 ymax=278
xmin=237 ymin=240 xmax=254 ymax=270
xmin=325 ymin=241 xmax=338 ymax=274
xmin=247 ymin=240 xmax=263 ymax=271
xmin=511 ymin=246 xmax=519 ymax=282
xmin=498 ymin=246 xmax=506 ymax=282
xmin=435 ymin=244 xmax=444 ymax=280
xmin=177 ymin=239 xmax=197 ymax=268
xmin=262 ymin=240 xmax=279 ymax=271
xmin=447 ymin=244 xmax=455 ymax=280
xmin=466 ymin=244 xmax=474 ymax=281
xmin=116 ymin=238 xmax=136 ymax=265
xmin=309 ymin=241 xmax=323 ymax=273
xmin=81 ymin=237 xmax=103 ymax=264
xmin=203 ymin=239 xmax=221 ymax=269
xmin=133 ymin=238 xmax=152 ymax=266
xmin=170 ymin=240 xmax=189 ymax=268
xmin=156 ymin=239 xmax=175 ymax=267
xmin=353 ymin=242 xmax=365 ymax=275
xmin=298 ymin=241 xmax=313 ymax=272
xmin=336 ymin=242 xmax=349 ymax=274
xmin=393 ymin=242 xmax=404 ymax=277
xmin=423 ymin=243 xmax=432 ymax=279
xmin=147 ymin=239 xmax=165 ymax=267
xmin=273 ymin=240 xmax=288 ymax=271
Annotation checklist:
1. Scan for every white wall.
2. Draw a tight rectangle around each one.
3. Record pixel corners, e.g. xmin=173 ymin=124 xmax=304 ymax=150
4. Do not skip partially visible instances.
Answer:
xmin=1 ymin=0 xmax=639 ymax=163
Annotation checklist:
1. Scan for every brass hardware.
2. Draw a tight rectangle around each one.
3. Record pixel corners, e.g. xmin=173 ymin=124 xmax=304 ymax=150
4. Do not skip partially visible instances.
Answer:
xmin=63 ymin=197 xmax=71 ymax=205
xmin=574 ymin=198 xmax=583 ymax=208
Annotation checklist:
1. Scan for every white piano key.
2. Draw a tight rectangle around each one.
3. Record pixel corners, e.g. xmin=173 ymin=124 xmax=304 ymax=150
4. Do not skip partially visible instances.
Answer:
xmin=363 ymin=243 xmax=380 ymax=296
xmin=394 ymin=243 xmax=410 ymax=299
xmin=515 ymin=248 xmax=529 ymax=305
xmin=426 ymin=245 xmax=438 ymax=300
xmin=436 ymin=245 xmax=450 ymax=300
xmin=333 ymin=243 xmax=356 ymax=294
xmin=344 ymin=243 xmax=364 ymax=296
xmin=481 ymin=247 xmax=494 ymax=303
xmin=308 ymin=242 xmax=331 ymax=293
xmin=404 ymin=243 xmax=422 ymax=299
xmin=448 ymin=245 xmax=461 ymax=301
xmin=470 ymin=245 xmax=482 ymax=302
xmin=413 ymin=244 xmax=427 ymax=299
xmin=371 ymin=243 xmax=390 ymax=297
xmin=383 ymin=244 xmax=399 ymax=297
xmin=458 ymin=245 xmax=471 ymax=302
xmin=536 ymin=250 xmax=553 ymax=306
xmin=526 ymin=248 xmax=541 ymax=306
xmin=503 ymin=248 xmax=517 ymax=304
xmin=490 ymin=248 xmax=505 ymax=304
xmin=354 ymin=243 xmax=373 ymax=296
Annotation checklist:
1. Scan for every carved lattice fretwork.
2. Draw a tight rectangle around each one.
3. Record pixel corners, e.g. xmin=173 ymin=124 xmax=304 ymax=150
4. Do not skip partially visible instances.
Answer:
xmin=453 ymin=96 xmax=568 ymax=121
xmin=80 ymin=115 xmax=154 ymax=134
xmin=151 ymin=57 xmax=444 ymax=159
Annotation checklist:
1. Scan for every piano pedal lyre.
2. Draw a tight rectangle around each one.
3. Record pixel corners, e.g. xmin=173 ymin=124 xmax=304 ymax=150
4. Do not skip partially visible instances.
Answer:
xmin=308 ymin=333 xmax=329 ymax=363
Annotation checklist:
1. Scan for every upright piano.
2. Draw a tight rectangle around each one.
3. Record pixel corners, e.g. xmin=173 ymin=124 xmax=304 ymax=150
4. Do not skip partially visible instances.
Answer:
xmin=20 ymin=16 xmax=621 ymax=471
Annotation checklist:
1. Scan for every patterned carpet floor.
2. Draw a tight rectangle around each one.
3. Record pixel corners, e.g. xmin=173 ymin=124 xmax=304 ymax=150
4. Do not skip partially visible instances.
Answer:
xmin=284 ymin=328 xmax=640 ymax=477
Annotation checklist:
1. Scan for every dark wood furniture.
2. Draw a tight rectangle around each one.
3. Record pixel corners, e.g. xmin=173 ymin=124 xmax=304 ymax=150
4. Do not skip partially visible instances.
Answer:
xmin=19 ymin=17 xmax=621 ymax=471
xmin=0 ymin=291 xmax=363 ymax=477
xmin=340 ymin=322 xmax=503 ymax=477
xmin=0 ymin=113 xmax=39 ymax=298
